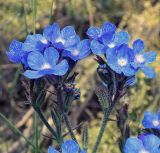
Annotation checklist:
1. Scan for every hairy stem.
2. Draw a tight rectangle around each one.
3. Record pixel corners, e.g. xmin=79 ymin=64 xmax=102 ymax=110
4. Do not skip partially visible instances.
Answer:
xmin=63 ymin=113 xmax=77 ymax=142
xmin=92 ymin=102 xmax=116 ymax=153
xmin=34 ymin=112 xmax=39 ymax=153
xmin=34 ymin=107 xmax=62 ymax=146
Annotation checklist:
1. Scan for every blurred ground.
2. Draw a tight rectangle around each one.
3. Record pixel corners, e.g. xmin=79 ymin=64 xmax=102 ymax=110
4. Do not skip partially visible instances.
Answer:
xmin=0 ymin=0 xmax=160 ymax=153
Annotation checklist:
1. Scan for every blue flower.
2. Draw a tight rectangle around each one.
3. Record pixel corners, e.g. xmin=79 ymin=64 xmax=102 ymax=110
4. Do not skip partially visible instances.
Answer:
xmin=48 ymin=140 xmax=86 ymax=153
xmin=124 ymin=134 xmax=160 ymax=153
xmin=43 ymin=23 xmax=80 ymax=50
xmin=6 ymin=40 xmax=25 ymax=63
xmin=107 ymin=44 xmax=136 ymax=76
xmin=22 ymin=34 xmax=50 ymax=52
xmin=63 ymin=39 xmax=91 ymax=61
xmin=24 ymin=47 xmax=68 ymax=79
xmin=131 ymin=39 xmax=157 ymax=78
xmin=142 ymin=111 xmax=160 ymax=130
xmin=87 ymin=21 xmax=129 ymax=55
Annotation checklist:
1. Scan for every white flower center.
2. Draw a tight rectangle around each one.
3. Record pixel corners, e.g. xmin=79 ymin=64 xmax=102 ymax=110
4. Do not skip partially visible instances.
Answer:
xmin=41 ymin=63 xmax=51 ymax=70
xmin=56 ymin=37 xmax=65 ymax=44
xmin=135 ymin=54 xmax=145 ymax=64
xmin=40 ymin=38 xmax=48 ymax=44
xmin=139 ymin=149 xmax=150 ymax=153
xmin=108 ymin=43 xmax=115 ymax=48
xmin=152 ymin=120 xmax=159 ymax=126
xmin=72 ymin=49 xmax=80 ymax=56
xmin=118 ymin=58 xmax=128 ymax=66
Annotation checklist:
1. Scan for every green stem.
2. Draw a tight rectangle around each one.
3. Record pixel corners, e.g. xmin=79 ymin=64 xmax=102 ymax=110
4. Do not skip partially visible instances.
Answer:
xmin=21 ymin=0 xmax=28 ymax=35
xmin=49 ymin=0 xmax=54 ymax=23
xmin=92 ymin=103 xmax=116 ymax=153
xmin=63 ymin=113 xmax=77 ymax=142
xmin=0 ymin=112 xmax=35 ymax=149
xmin=32 ymin=0 xmax=36 ymax=34
xmin=34 ymin=112 xmax=39 ymax=153
xmin=34 ymin=108 xmax=62 ymax=146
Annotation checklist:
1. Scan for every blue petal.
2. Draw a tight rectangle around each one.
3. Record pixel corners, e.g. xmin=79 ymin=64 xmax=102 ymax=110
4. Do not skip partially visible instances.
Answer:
xmin=141 ymin=66 xmax=156 ymax=78
xmin=133 ymin=39 xmax=144 ymax=54
xmin=43 ymin=23 xmax=61 ymax=43
xmin=144 ymin=51 xmax=157 ymax=63
xmin=106 ymin=47 xmax=117 ymax=59
xmin=158 ymin=111 xmax=160 ymax=120
xmin=76 ymin=39 xmax=91 ymax=59
xmin=44 ymin=47 xmax=59 ymax=66
xmin=101 ymin=32 xmax=114 ymax=47
xmin=63 ymin=39 xmax=91 ymax=61
xmin=64 ymin=35 xmax=80 ymax=48
xmin=117 ymin=44 xmax=129 ymax=59
xmin=80 ymin=150 xmax=86 ymax=153
xmin=51 ymin=60 xmax=69 ymax=76
xmin=48 ymin=146 xmax=60 ymax=153
xmin=102 ymin=22 xmax=116 ymax=33
xmin=142 ymin=134 xmax=160 ymax=152
xmin=7 ymin=40 xmax=24 ymax=63
xmin=90 ymin=40 xmax=105 ymax=55
xmin=27 ymin=51 xmax=45 ymax=70
xmin=23 ymin=34 xmax=48 ymax=52
xmin=122 ymin=66 xmax=136 ymax=76
xmin=86 ymin=26 xmax=102 ymax=39
xmin=24 ymin=70 xmax=43 ymax=79
xmin=142 ymin=112 xmax=158 ymax=128
xmin=61 ymin=26 xmax=76 ymax=40
xmin=113 ymin=31 xmax=130 ymax=46
xmin=62 ymin=140 xmax=79 ymax=153
xmin=108 ymin=59 xmax=122 ymax=74
xmin=124 ymin=137 xmax=144 ymax=153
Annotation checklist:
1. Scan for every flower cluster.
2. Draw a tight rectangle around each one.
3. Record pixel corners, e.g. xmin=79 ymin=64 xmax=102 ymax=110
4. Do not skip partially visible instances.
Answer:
xmin=48 ymin=140 xmax=86 ymax=153
xmin=7 ymin=21 xmax=157 ymax=80
xmin=124 ymin=111 xmax=160 ymax=153
xmin=87 ymin=22 xmax=157 ymax=78
xmin=7 ymin=23 xmax=91 ymax=79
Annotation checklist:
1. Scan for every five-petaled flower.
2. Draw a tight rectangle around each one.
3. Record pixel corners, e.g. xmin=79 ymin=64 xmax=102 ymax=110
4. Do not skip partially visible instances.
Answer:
xmin=124 ymin=134 xmax=160 ymax=153
xmin=107 ymin=44 xmax=136 ymax=76
xmin=142 ymin=111 xmax=160 ymax=130
xmin=131 ymin=39 xmax=157 ymax=78
xmin=48 ymin=140 xmax=86 ymax=153
xmin=63 ymin=39 xmax=91 ymax=61
xmin=24 ymin=47 xmax=69 ymax=79
xmin=43 ymin=23 xmax=80 ymax=50
xmin=87 ymin=21 xmax=129 ymax=56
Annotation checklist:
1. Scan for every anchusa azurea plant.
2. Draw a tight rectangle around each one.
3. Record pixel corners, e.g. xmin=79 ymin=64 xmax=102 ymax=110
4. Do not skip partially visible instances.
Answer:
xmin=7 ymin=21 xmax=159 ymax=153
